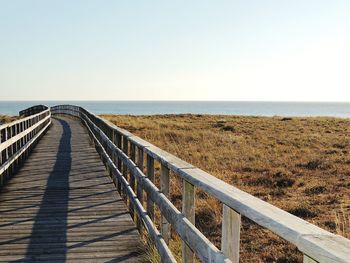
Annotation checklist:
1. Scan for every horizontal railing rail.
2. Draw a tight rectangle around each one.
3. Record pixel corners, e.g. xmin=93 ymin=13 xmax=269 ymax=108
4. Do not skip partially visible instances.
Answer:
xmin=0 ymin=107 xmax=51 ymax=186
xmin=51 ymin=105 xmax=350 ymax=263
xmin=19 ymin=105 xmax=49 ymax=117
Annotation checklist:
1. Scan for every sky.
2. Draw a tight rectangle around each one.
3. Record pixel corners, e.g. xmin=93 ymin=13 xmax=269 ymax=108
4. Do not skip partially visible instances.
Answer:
xmin=0 ymin=1 xmax=349 ymax=101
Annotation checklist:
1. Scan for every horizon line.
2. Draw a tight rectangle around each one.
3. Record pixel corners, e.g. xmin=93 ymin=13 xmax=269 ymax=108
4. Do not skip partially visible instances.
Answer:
xmin=0 ymin=100 xmax=350 ymax=103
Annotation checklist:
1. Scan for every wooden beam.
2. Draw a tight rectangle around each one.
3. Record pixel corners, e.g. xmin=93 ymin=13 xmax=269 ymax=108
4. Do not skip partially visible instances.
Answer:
xmin=182 ymin=180 xmax=195 ymax=263
xmin=136 ymin=146 xmax=144 ymax=234
xmin=160 ymin=163 xmax=170 ymax=244
xmin=0 ymin=114 xmax=50 ymax=152
xmin=303 ymin=255 xmax=318 ymax=263
xmin=221 ymin=204 xmax=241 ymax=263
xmin=122 ymin=136 xmax=129 ymax=202
xmin=116 ymin=133 xmax=122 ymax=193
xmin=146 ymin=154 xmax=155 ymax=221
xmin=61 ymin=105 xmax=350 ymax=263
xmin=129 ymin=142 xmax=136 ymax=220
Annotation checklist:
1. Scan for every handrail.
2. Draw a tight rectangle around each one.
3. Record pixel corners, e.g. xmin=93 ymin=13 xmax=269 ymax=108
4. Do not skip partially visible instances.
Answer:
xmin=51 ymin=105 xmax=350 ymax=263
xmin=0 ymin=108 xmax=51 ymax=186
xmin=19 ymin=105 xmax=49 ymax=117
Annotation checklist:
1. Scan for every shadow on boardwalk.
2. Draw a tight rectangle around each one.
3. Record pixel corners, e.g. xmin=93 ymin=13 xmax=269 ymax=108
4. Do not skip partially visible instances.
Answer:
xmin=23 ymin=119 xmax=71 ymax=262
xmin=0 ymin=116 xmax=146 ymax=262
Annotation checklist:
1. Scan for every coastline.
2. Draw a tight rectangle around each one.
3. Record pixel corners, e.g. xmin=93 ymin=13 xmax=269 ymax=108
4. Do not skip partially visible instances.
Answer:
xmin=1 ymin=101 xmax=350 ymax=117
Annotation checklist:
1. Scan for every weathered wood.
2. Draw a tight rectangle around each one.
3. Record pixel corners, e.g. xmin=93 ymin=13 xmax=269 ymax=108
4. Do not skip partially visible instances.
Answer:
xmin=0 ymin=109 xmax=49 ymax=130
xmin=0 ymin=113 xmax=50 ymax=152
xmin=182 ymin=180 xmax=195 ymax=263
xmin=304 ymin=255 xmax=319 ymax=263
xmin=160 ymin=163 xmax=170 ymax=244
xmin=116 ymin=132 xmax=122 ymax=193
xmin=221 ymin=204 xmax=241 ymax=263
xmin=0 ymin=122 xmax=50 ymax=175
xmin=175 ymin=167 xmax=350 ymax=263
xmin=52 ymin=105 xmax=350 ymax=263
xmin=81 ymin=115 xmax=176 ymax=263
xmin=136 ymin=146 xmax=144 ymax=233
xmin=0 ymin=109 xmax=50 ymax=187
xmin=81 ymin=110 xmax=229 ymax=262
xmin=122 ymin=135 xmax=129 ymax=201
xmin=4 ymin=128 xmax=11 ymax=181
xmin=0 ymin=116 xmax=146 ymax=262
xmin=19 ymin=105 xmax=48 ymax=117
xmin=110 ymin=129 xmax=118 ymax=187
xmin=146 ymin=154 xmax=155 ymax=221
xmin=129 ymin=142 xmax=136 ymax=220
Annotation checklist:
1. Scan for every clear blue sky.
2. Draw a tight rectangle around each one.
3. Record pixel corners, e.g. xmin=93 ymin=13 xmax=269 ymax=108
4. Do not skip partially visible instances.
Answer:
xmin=0 ymin=1 xmax=349 ymax=101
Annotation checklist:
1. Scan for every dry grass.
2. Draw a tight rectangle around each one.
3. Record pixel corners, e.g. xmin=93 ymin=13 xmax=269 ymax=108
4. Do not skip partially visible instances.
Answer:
xmin=0 ymin=115 xmax=17 ymax=124
xmin=101 ymin=114 xmax=350 ymax=262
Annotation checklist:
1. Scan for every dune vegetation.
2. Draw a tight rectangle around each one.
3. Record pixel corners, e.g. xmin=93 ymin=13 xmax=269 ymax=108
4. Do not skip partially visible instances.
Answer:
xmin=0 ymin=115 xmax=17 ymax=124
xmin=101 ymin=114 xmax=350 ymax=262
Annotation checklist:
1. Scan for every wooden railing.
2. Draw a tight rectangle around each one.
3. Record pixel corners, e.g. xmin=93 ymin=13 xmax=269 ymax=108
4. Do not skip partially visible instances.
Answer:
xmin=51 ymin=105 xmax=350 ymax=263
xmin=0 ymin=106 xmax=51 ymax=187
xmin=19 ymin=105 xmax=48 ymax=117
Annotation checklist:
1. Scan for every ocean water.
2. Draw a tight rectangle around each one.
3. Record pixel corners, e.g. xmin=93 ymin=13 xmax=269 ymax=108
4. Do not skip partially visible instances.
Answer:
xmin=0 ymin=101 xmax=350 ymax=117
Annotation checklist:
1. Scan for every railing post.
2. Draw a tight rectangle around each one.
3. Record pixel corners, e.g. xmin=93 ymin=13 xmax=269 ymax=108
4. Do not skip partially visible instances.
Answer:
xmin=129 ymin=142 xmax=136 ymax=220
xmin=110 ymin=129 xmax=117 ymax=187
xmin=5 ymin=128 xmax=10 ymax=180
xmin=0 ymin=130 xmax=3 ymax=186
xmin=221 ymin=204 xmax=241 ymax=263
xmin=160 ymin=163 xmax=170 ymax=244
xmin=13 ymin=124 xmax=18 ymax=172
xmin=25 ymin=121 xmax=29 ymax=158
xmin=116 ymin=133 xmax=122 ymax=193
xmin=146 ymin=154 xmax=154 ymax=221
xmin=122 ymin=136 xmax=129 ymax=201
xmin=182 ymin=180 xmax=195 ymax=263
xmin=19 ymin=123 xmax=23 ymax=165
xmin=136 ymin=146 xmax=144 ymax=233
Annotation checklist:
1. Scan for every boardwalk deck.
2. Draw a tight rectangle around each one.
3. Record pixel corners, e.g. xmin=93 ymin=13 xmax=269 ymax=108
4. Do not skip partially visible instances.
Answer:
xmin=0 ymin=117 xmax=146 ymax=262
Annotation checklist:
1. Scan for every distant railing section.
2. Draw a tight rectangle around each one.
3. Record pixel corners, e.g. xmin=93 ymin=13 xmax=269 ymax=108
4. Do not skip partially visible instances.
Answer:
xmin=51 ymin=105 xmax=350 ymax=263
xmin=19 ymin=105 xmax=49 ymax=117
xmin=0 ymin=107 xmax=51 ymax=186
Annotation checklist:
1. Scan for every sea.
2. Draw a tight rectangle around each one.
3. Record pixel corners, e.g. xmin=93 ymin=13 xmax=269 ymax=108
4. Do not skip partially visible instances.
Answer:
xmin=0 ymin=101 xmax=350 ymax=118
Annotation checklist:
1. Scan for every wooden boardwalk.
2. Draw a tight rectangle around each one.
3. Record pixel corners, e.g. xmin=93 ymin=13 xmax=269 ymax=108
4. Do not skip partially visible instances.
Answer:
xmin=0 ymin=117 xmax=146 ymax=262
xmin=1 ymin=105 xmax=349 ymax=263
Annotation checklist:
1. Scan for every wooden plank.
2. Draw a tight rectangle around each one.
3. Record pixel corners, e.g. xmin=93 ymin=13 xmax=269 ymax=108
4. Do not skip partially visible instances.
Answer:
xmin=303 ymin=255 xmax=319 ymax=263
xmin=136 ymin=146 xmax=144 ymax=234
xmin=0 ymin=114 xmax=50 ymax=152
xmin=0 ymin=116 xmax=146 ymax=262
xmin=146 ymin=154 xmax=155 ymax=221
xmin=221 ymin=204 xmax=241 ymax=263
xmin=81 ymin=114 xmax=176 ymax=263
xmin=129 ymin=142 xmax=136 ymax=220
xmin=81 ymin=110 xmax=234 ymax=263
xmin=0 ymin=109 xmax=50 ymax=130
xmin=176 ymin=167 xmax=350 ymax=263
xmin=64 ymin=105 xmax=350 ymax=263
xmin=4 ymin=128 xmax=9 ymax=181
xmin=116 ymin=132 xmax=122 ymax=193
xmin=160 ymin=163 xmax=170 ymax=244
xmin=122 ymin=135 xmax=129 ymax=201
xmin=0 ymin=122 xmax=51 ymax=176
xmin=182 ymin=180 xmax=195 ymax=263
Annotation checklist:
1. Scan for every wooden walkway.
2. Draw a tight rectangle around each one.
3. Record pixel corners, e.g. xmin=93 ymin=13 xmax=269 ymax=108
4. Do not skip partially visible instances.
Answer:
xmin=0 ymin=117 xmax=146 ymax=262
